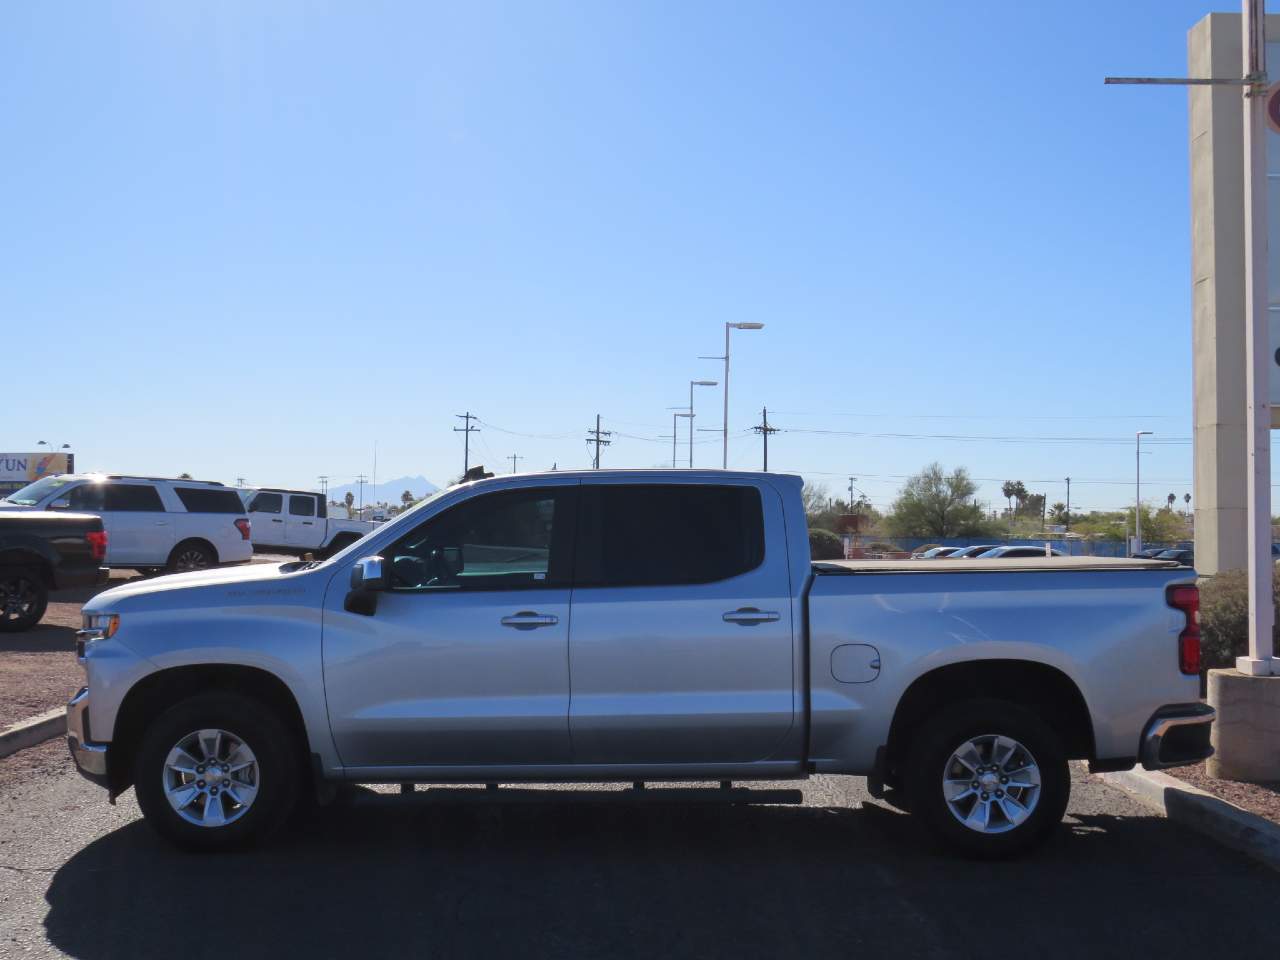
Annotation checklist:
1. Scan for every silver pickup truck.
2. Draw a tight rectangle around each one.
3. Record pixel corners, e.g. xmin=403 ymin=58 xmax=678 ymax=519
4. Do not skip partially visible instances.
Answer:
xmin=68 ymin=470 xmax=1212 ymax=856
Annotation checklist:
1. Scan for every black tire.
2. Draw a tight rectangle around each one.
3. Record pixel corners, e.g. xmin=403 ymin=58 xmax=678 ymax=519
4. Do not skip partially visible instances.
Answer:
xmin=167 ymin=540 xmax=216 ymax=574
xmin=904 ymin=698 xmax=1069 ymax=859
xmin=0 ymin=567 xmax=49 ymax=633
xmin=133 ymin=692 xmax=300 ymax=852
xmin=318 ymin=535 xmax=358 ymax=561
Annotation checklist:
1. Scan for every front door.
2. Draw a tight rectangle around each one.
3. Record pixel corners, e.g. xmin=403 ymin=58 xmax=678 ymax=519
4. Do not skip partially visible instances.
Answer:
xmin=285 ymin=494 xmax=320 ymax=548
xmin=322 ymin=482 xmax=578 ymax=769
xmin=246 ymin=491 xmax=286 ymax=547
xmin=567 ymin=481 xmax=797 ymax=765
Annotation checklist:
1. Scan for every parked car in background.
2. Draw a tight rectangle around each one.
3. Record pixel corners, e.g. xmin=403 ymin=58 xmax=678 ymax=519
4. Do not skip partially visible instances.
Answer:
xmin=916 ymin=546 xmax=963 ymax=558
xmin=1154 ymin=548 xmax=1194 ymax=566
xmin=238 ymin=488 xmax=378 ymax=559
xmin=0 ymin=475 xmax=251 ymax=574
xmin=977 ymin=545 xmax=1066 ymax=559
xmin=947 ymin=545 xmax=1000 ymax=559
xmin=0 ymin=512 xmax=107 ymax=631
xmin=71 ymin=470 xmax=1210 ymax=858
xmin=1133 ymin=548 xmax=1168 ymax=560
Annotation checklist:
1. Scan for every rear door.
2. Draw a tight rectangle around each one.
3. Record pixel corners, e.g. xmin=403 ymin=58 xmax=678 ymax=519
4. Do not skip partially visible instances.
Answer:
xmin=285 ymin=494 xmax=321 ymax=548
xmin=567 ymin=480 xmax=797 ymax=764
xmin=98 ymin=482 xmax=173 ymax=565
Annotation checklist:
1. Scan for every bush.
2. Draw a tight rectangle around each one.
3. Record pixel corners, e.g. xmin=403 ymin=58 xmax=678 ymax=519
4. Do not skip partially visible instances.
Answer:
xmin=809 ymin=528 xmax=845 ymax=560
xmin=1199 ymin=568 xmax=1280 ymax=670
xmin=864 ymin=541 xmax=900 ymax=554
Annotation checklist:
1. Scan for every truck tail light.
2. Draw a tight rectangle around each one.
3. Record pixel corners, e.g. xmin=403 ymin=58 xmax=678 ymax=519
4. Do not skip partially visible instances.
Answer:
xmin=234 ymin=518 xmax=251 ymax=541
xmin=85 ymin=530 xmax=108 ymax=562
xmin=1167 ymin=584 xmax=1201 ymax=675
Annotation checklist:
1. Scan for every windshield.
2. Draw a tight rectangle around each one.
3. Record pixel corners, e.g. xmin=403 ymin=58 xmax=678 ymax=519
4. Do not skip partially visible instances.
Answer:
xmin=4 ymin=475 xmax=75 ymax=506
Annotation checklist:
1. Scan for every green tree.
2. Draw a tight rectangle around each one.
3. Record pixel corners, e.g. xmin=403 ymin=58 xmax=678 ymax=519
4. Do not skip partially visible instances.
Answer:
xmin=401 ymin=490 xmax=414 ymax=509
xmin=886 ymin=464 xmax=995 ymax=538
xmin=1050 ymin=502 xmax=1068 ymax=524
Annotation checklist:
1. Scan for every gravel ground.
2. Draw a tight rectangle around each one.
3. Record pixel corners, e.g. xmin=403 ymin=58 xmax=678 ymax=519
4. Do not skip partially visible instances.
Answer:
xmin=1169 ymin=761 xmax=1280 ymax=822
xmin=0 ymin=602 xmax=83 ymax=729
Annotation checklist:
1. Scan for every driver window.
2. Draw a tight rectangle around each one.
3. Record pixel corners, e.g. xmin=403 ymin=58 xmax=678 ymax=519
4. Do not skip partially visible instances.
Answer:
xmin=387 ymin=488 xmax=571 ymax=591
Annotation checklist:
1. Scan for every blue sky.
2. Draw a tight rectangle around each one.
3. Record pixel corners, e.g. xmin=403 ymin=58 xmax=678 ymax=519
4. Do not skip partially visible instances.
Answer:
xmin=1 ymin=1 xmax=1235 ymax=511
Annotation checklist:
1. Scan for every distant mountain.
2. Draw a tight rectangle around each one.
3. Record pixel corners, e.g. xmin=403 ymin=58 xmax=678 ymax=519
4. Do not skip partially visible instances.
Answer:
xmin=327 ymin=475 xmax=439 ymax=506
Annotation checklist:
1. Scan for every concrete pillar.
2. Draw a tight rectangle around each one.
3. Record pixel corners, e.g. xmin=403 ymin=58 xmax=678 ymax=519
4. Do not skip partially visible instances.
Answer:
xmin=1188 ymin=13 xmax=1280 ymax=576
xmin=1190 ymin=14 xmax=1246 ymax=576
xmin=1207 ymin=669 xmax=1280 ymax=781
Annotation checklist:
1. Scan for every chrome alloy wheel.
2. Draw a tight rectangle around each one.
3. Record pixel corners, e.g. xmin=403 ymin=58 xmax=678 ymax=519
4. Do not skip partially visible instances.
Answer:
xmin=941 ymin=734 xmax=1041 ymax=834
xmin=173 ymin=549 xmax=210 ymax=572
xmin=163 ymin=729 xmax=260 ymax=827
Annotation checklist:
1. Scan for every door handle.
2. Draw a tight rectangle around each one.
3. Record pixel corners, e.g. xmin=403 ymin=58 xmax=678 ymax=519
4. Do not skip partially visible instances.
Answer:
xmin=271 ymin=518 xmax=284 ymax=523
xmin=500 ymin=611 xmax=560 ymax=629
xmin=722 ymin=607 xmax=781 ymax=625
xmin=154 ymin=521 xmax=168 ymax=526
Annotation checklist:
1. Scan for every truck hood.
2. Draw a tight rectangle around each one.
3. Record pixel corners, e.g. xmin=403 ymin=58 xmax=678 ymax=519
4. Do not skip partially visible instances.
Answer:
xmin=86 ymin=561 xmax=300 ymax=609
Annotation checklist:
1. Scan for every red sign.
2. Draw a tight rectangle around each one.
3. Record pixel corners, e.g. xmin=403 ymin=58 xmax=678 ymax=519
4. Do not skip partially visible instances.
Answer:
xmin=1266 ymin=82 xmax=1280 ymax=135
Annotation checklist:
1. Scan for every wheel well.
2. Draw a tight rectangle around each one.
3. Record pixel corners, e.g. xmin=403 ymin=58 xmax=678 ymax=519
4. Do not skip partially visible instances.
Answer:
xmin=0 ymin=550 xmax=51 ymax=584
xmin=884 ymin=660 xmax=1095 ymax=777
xmin=168 ymin=538 xmax=219 ymax=565
xmin=107 ymin=664 xmax=308 ymax=796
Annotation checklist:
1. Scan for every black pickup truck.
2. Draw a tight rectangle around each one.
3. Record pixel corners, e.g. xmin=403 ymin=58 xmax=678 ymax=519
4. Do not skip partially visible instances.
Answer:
xmin=0 ymin=512 xmax=108 ymax=632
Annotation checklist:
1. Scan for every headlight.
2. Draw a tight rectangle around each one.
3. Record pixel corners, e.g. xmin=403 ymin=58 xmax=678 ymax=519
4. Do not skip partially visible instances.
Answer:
xmin=79 ymin=613 xmax=119 ymax=640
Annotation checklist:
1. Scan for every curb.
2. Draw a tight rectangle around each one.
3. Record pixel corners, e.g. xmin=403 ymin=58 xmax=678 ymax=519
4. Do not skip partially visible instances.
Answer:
xmin=0 ymin=708 xmax=66 ymax=760
xmin=1100 ymin=767 xmax=1280 ymax=872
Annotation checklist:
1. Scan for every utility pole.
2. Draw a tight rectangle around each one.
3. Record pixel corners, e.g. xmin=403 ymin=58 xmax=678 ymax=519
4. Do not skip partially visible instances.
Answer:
xmin=509 ymin=453 xmax=522 ymax=474
xmin=235 ymin=477 xmax=245 ymax=488
xmin=752 ymin=407 xmax=778 ymax=470
xmin=1065 ymin=477 xmax=1071 ymax=533
xmin=586 ymin=414 xmax=612 ymax=469
xmin=1107 ymin=1 xmax=1273 ymax=674
xmin=356 ymin=474 xmax=368 ymax=514
xmin=318 ymin=476 xmax=329 ymax=499
xmin=454 ymin=412 xmax=479 ymax=476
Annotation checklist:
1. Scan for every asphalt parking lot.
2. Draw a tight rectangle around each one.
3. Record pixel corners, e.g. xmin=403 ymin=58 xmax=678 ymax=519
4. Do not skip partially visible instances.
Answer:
xmin=2 ymin=760 xmax=1278 ymax=960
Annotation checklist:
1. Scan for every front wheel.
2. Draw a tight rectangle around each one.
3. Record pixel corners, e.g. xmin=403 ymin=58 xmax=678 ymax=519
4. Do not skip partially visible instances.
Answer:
xmin=904 ymin=699 xmax=1069 ymax=858
xmin=133 ymin=693 xmax=299 ymax=851
xmin=0 ymin=567 xmax=48 ymax=632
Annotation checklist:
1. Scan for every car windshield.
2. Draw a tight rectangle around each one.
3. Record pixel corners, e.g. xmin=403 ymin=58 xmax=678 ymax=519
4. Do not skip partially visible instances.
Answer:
xmin=1155 ymin=550 xmax=1184 ymax=559
xmin=3 ymin=475 xmax=74 ymax=506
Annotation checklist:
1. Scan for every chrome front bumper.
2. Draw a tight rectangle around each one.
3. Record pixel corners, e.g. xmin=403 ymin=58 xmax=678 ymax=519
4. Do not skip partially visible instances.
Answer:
xmin=1140 ymin=702 xmax=1216 ymax=770
xmin=66 ymin=688 xmax=109 ymax=786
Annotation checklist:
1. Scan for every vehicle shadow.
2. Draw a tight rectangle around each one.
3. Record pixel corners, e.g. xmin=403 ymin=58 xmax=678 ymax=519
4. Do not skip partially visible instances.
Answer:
xmin=42 ymin=794 xmax=1280 ymax=960
xmin=0 ymin=621 xmax=75 ymax=653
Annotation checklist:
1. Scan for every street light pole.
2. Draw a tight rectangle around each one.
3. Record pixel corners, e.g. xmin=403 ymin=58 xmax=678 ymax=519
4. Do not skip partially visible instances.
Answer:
xmin=709 ymin=322 xmax=764 ymax=469
xmin=689 ymin=380 xmax=717 ymax=468
xmin=1135 ymin=431 xmax=1153 ymax=554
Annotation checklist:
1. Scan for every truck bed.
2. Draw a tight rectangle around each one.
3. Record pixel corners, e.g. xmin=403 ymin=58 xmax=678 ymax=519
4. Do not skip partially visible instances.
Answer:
xmin=813 ymin=557 xmax=1184 ymax=574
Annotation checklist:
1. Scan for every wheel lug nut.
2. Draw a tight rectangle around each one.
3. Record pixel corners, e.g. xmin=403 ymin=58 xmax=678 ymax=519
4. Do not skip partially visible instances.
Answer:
xmin=970 ymin=781 xmax=978 ymax=789
xmin=196 ymin=780 xmax=205 ymax=788
xmin=996 ymin=790 xmax=1004 ymax=798
xmin=980 ymin=792 xmax=988 ymax=800
xmin=196 ymin=766 xmax=205 ymax=774
xmin=1001 ymin=776 xmax=1008 ymax=784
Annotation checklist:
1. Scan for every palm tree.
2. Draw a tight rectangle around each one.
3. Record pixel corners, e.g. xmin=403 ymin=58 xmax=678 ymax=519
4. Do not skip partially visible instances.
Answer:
xmin=1184 ymin=492 xmax=1192 ymax=517
xmin=1167 ymin=493 xmax=1176 ymax=512
xmin=344 ymin=491 xmax=355 ymax=519
xmin=401 ymin=490 xmax=414 ymax=508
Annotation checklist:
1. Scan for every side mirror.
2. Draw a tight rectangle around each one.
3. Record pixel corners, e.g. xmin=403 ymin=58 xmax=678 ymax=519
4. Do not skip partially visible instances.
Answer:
xmin=349 ymin=556 xmax=385 ymax=592
xmin=345 ymin=556 xmax=385 ymax=616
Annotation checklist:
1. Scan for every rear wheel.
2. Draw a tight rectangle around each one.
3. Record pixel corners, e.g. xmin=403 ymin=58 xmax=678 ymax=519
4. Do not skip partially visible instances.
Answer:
xmin=0 ymin=567 xmax=48 ymax=632
xmin=133 ymin=692 xmax=299 ymax=851
xmin=167 ymin=540 xmax=215 ymax=573
xmin=904 ymin=699 xmax=1069 ymax=858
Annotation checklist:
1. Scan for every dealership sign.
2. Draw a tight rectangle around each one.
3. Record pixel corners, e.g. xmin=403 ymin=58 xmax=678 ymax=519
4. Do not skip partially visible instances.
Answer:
xmin=0 ymin=452 xmax=73 ymax=484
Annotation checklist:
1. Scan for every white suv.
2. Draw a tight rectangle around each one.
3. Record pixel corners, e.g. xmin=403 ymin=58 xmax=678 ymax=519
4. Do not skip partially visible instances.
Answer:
xmin=0 ymin=474 xmax=253 ymax=573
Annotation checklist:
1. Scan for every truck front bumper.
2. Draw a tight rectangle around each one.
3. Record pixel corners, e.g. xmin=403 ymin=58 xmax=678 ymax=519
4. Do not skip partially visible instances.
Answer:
xmin=1140 ymin=702 xmax=1215 ymax=770
xmin=66 ymin=687 xmax=110 ymax=789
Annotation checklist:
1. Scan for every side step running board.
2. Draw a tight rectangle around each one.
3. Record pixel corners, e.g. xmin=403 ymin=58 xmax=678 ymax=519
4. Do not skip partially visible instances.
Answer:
xmin=346 ymin=785 xmax=805 ymax=807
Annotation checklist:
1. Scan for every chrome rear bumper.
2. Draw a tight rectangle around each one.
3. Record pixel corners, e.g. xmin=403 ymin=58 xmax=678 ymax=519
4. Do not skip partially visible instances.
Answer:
xmin=66 ymin=688 xmax=109 ymax=787
xmin=1140 ymin=703 xmax=1215 ymax=770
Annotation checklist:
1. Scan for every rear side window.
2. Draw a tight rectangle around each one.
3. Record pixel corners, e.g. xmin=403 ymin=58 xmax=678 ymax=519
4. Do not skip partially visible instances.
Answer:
xmin=103 ymin=484 xmax=164 ymax=512
xmin=575 ymin=484 xmax=764 ymax=587
xmin=289 ymin=495 xmax=316 ymax=517
xmin=175 ymin=487 xmax=244 ymax=514
xmin=249 ymin=492 xmax=282 ymax=514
